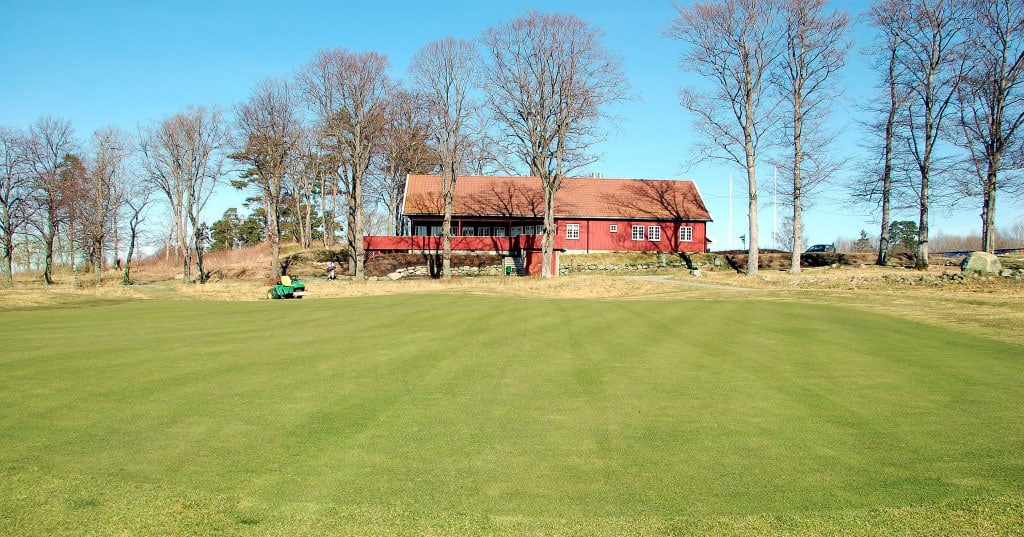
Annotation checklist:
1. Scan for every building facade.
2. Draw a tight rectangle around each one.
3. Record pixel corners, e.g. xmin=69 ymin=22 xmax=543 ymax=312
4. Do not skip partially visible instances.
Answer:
xmin=364 ymin=175 xmax=713 ymax=274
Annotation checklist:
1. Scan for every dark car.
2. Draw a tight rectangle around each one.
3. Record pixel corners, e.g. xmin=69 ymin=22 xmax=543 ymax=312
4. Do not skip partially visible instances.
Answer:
xmin=805 ymin=244 xmax=836 ymax=253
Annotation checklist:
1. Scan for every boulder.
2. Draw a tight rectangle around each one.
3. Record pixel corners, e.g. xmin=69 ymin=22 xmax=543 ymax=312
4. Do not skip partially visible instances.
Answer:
xmin=961 ymin=251 xmax=1002 ymax=275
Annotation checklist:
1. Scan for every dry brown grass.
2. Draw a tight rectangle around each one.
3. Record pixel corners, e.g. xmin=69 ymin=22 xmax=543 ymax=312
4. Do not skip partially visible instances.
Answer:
xmin=0 ymin=277 xmax=149 ymax=311
xmin=7 ymin=256 xmax=1022 ymax=346
xmin=132 ymin=244 xmax=278 ymax=282
xmin=674 ymin=266 xmax=1024 ymax=346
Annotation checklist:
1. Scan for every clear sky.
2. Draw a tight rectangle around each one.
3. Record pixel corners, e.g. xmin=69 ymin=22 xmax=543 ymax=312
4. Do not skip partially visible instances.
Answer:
xmin=2 ymin=0 xmax=1020 ymax=249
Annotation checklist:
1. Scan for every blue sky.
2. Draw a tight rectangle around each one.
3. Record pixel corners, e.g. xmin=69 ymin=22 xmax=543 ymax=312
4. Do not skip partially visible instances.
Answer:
xmin=2 ymin=0 xmax=1020 ymax=248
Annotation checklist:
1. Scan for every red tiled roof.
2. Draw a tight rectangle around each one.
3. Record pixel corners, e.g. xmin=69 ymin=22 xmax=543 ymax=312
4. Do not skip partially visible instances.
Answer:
xmin=403 ymin=175 xmax=712 ymax=221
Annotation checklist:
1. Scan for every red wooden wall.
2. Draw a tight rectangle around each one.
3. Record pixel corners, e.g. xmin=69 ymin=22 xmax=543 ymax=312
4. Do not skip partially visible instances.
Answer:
xmin=554 ymin=219 xmax=708 ymax=253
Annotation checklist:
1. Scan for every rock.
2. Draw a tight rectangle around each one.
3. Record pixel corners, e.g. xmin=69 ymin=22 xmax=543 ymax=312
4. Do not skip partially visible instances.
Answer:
xmin=690 ymin=269 xmax=702 ymax=277
xmin=1000 ymin=269 xmax=1013 ymax=278
xmin=961 ymin=251 xmax=1002 ymax=275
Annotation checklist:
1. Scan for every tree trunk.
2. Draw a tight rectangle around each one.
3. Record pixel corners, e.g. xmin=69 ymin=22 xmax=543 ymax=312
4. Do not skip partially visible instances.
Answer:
xmin=790 ymin=98 xmax=803 ymax=274
xmin=981 ymin=160 xmax=997 ymax=252
xmin=123 ymin=217 xmax=139 ymax=285
xmin=43 ymin=226 xmax=55 ymax=285
xmin=1 ymin=204 xmax=13 ymax=288
xmin=541 ymin=186 xmax=557 ymax=278
xmin=915 ymin=164 xmax=930 ymax=270
xmin=320 ymin=172 xmax=330 ymax=247
xmin=877 ymin=49 xmax=898 ymax=266
xmin=388 ymin=196 xmax=399 ymax=236
xmin=744 ymin=71 xmax=759 ymax=277
xmin=269 ymin=193 xmax=281 ymax=279
xmin=877 ymin=181 xmax=891 ymax=265
xmin=441 ymin=167 xmax=454 ymax=283
xmin=192 ymin=215 xmax=206 ymax=284
xmin=744 ymin=138 xmax=759 ymax=276
xmin=349 ymin=170 xmax=365 ymax=280
xmin=93 ymin=237 xmax=103 ymax=286
xmin=1 ymin=238 xmax=12 ymax=287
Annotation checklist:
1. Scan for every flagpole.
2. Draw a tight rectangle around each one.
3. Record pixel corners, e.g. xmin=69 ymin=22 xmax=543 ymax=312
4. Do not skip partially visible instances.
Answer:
xmin=773 ymin=165 xmax=777 ymax=250
xmin=728 ymin=171 xmax=733 ymax=250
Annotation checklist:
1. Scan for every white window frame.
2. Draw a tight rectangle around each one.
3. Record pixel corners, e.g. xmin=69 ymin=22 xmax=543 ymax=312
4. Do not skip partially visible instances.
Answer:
xmin=648 ymin=225 xmax=661 ymax=242
xmin=431 ymin=226 xmax=442 ymax=237
xmin=478 ymin=226 xmax=490 ymax=236
xmin=566 ymin=223 xmax=580 ymax=240
xmin=680 ymin=226 xmax=693 ymax=243
xmin=631 ymin=225 xmax=645 ymax=241
xmin=462 ymin=226 xmax=475 ymax=237
xmin=610 ymin=224 xmax=618 ymax=233
xmin=414 ymin=225 xmax=427 ymax=237
xmin=495 ymin=227 xmax=506 ymax=237
xmin=525 ymin=225 xmax=535 ymax=235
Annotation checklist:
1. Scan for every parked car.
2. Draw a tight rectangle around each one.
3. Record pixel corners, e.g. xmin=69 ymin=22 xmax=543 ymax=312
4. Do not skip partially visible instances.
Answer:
xmin=805 ymin=243 xmax=836 ymax=253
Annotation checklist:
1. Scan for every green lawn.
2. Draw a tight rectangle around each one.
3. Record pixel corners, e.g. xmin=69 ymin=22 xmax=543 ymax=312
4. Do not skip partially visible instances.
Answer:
xmin=1 ymin=295 xmax=1022 ymax=535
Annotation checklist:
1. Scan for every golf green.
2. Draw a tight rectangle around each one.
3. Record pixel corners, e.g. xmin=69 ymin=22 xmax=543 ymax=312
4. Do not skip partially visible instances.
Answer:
xmin=1 ymin=295 xmax=1022 ymax=535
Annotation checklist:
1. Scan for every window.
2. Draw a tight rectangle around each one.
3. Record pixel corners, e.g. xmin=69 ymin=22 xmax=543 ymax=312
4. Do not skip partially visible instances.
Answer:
xmin=511 ymin=226 xmax=523 ymax=237
xmin=610 ymin=224 xmax=618 ymax=233
xmin=478 ymin=226 xmax=490 ymax=236
xmin=414 ymin=225 xmax=427 ymax=237
xmin=680 ymin=226 xmax=693 ymax=242
xmin=525 ymin=225 xmax=535 ymax=235
xmin=462 ymin=226 xmax=475 ymax=237
xmin=631 ymin=225 xmax=645 ymax=241
xmin=566 ymin=223 xmax=580 ymax=240
xmin=431 ymin=226 xmax=442 ymax=236
xmin=648 ymin=225 xmax=661 ymax=242
xmin=495 ymin=227 xmax=506 ymax=237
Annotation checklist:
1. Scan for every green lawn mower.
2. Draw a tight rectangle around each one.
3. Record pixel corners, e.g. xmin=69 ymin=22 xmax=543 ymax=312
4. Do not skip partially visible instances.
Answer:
xmin=267 ymin=275 xmax=306 ymax=299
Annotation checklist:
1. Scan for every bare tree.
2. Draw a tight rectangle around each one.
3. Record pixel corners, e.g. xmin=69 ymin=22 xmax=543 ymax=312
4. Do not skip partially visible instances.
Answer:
xmin=955 ymin=0 xmax=1024 ymax=252
xmin=482 ymin=11 xmax=630 ymax=278
xmin=296 ymin=55 xmax=342 ymax=248
xmin=411 ymin=37 xmax=478 ymax=282
xmin=231 ymin=77 xmax=302 ymax=279
xmin=774 ymin=0 xmax=849 ymax=273
xmin=140 ymin=106 xmax=228 ymax=283
xmin=861 ymin=1 xmax=913 ymax=266
xmin=298 ymin=49 xmax=391 ymax=280
xmin=462 ymin=111 xmax=512 ymax=176
xmin=120 ymin=167 xmax=152 ymax=285
xmin=83 ymin=127 xmax=129 ymax=285
xmin=290 ymin=129 xmax=321 ymax=250
xmin=376 ymin=88 xmax=434 ymax=235
xmin=668 ymin=0 xmax=783 ymax=276
xmin=59 ymin=154 xmax=87 ymax=287
xmin=773 ymin=215 xmax=809 ymax=253
xmin=891 ymin=0 xmax=971 ymax=269
xmin=25 ymin=116 xmax=78 ymax=285
xmin=0 ymin=126 xmax=30 ymax=287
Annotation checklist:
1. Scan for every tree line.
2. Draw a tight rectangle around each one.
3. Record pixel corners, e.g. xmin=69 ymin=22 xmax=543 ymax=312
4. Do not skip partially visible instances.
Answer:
xmin=671 ymin=0 xmax=1024 ymax=275
xmin=1 ymin=10 xmax=627 ymax=285
xmin=2 ymin=2 xmax=1022 ymax=287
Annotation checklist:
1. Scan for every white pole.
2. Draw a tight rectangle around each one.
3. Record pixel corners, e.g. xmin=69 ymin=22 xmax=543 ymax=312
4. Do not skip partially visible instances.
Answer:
xmin=773 ymin=165 xmax=777 ymax=250
xmin=728 ymin=171 xmax=733 ymax=250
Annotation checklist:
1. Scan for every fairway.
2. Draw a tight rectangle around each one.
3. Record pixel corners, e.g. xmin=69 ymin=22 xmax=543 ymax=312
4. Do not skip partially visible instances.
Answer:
xmin=1 ymin=294 xmax=1022 ymax=535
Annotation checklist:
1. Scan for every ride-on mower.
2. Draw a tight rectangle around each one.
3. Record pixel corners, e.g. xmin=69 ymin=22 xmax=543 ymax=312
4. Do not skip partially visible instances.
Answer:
xmin=267 ymin=275 xmax=306 ymax=299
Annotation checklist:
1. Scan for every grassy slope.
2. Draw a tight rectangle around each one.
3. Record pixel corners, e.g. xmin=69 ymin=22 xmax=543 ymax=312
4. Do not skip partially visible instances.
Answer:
xmin=1 ymin=295 xmax=1022 ymax=535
